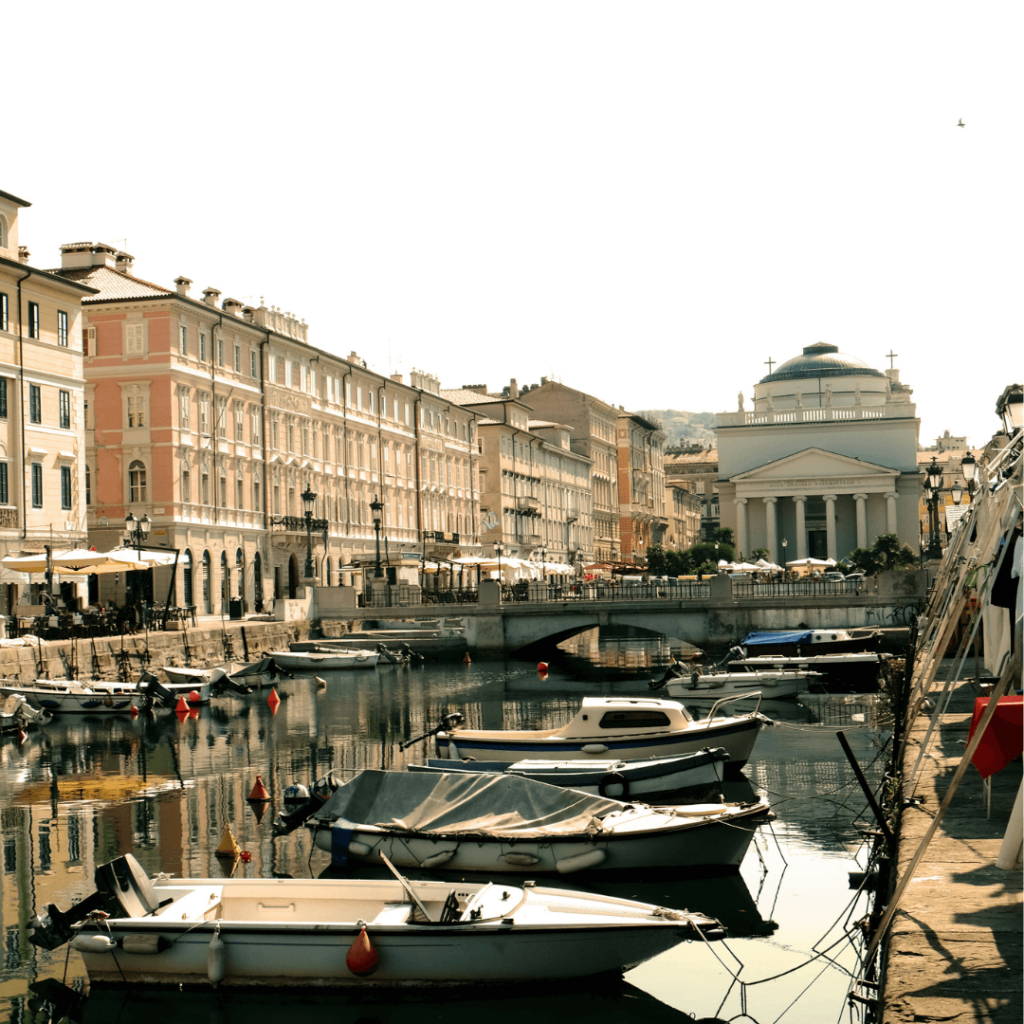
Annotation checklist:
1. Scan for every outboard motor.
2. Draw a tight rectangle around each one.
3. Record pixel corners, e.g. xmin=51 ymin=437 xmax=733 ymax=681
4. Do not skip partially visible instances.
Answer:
xmin=398 ymin=711 xmax=465 ymax=752
xmin=271 ymin=772 xmax=340 ymax=836
xmin=136 ymin=673 xmax=176 ymax=709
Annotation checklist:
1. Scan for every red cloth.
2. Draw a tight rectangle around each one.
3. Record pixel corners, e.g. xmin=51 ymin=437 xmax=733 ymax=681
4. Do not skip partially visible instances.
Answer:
xmin=968 ymin=696 xmax=1024 ymax=779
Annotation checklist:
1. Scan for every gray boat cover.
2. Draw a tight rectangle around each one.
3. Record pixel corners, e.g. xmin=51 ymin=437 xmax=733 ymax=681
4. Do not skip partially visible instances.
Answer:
xmin=313 ymin=769 xmax=626 ymax=838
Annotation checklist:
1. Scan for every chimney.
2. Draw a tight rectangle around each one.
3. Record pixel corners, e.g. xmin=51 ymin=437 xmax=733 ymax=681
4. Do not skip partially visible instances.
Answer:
xmin=18 ymin=246 xmax=30 ymax=265
xmin=391 ymin=373 xmax=403 ymax=384
xmin=174 ymin=276 xmax=192 ymax=297
xmin=114 ymin=251 xmax=134 ymax=275
xmin=222 ymin=297 xmax=244 ymax=317
xmin=509 ymin=378 xmax=519 ymax=400
xmin=242 ymin=306 xmax=255 ymax=322
xmin=203 ymin=287 xmax=221 ymax=307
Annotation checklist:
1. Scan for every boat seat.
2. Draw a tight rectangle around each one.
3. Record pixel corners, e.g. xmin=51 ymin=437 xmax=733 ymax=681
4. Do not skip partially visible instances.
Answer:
xmin=371 ymin=902 xmax=413 ymax=925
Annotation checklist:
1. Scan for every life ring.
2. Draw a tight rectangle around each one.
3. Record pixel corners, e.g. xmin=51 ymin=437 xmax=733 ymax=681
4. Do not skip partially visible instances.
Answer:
xmin=598 ymin=772 xmax=629 ymax=800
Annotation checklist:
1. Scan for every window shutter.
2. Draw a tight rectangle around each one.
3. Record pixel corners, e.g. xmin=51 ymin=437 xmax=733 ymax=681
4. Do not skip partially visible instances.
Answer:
xmin=126 ymin=323 xmax=144 ymax=354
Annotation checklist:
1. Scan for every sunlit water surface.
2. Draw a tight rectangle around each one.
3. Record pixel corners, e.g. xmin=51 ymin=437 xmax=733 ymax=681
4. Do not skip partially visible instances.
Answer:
xmin=0 ymin=654 xmax=890 ymax=1024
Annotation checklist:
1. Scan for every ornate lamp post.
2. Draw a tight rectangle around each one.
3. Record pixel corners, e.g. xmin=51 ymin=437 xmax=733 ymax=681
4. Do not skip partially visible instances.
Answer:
xmin=995 ymin=383 xmax=1023 ymax=437
xmin=781 ymin=537 xmax=788 ymax=577
xmin=539 ymin=546 xmax=548 ymax=585
xmin=370 ymin=494 xmax=384 ymax=578
xmin=301 ymin=482 xmax=316 ymax=579
xmin=714 ymin=541 xmax=720 ymax=573
xmin=924 ymin=457 xmax=943 ymax=559
xmin=494 ymin=542 xmax=505 ymax=585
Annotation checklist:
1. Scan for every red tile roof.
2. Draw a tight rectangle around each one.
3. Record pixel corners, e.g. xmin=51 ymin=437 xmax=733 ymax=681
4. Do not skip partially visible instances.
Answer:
xmin=51 ymin=265 xmax=172 ymax=301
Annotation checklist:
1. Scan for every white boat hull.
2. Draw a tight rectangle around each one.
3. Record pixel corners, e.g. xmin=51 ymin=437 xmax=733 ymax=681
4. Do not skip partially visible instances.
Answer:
xmin=56 ymin=860 xmax=718 ymax=988
xmin=269 ymin=650 xmax=380 ymax=670
xmin=410 ymin=749 xmax=729 ymax=798
xmin=662 ymin=672 xmax=812 ymax=701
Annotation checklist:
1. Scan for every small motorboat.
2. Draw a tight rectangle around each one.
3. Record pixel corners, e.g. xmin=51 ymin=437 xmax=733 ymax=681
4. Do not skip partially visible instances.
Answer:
xmin=29 ymin=853 xmax=724 ymax=988
xmin=307 ymin=769 xmax=771 ymax=874
xmin=649 ymin=656 xmax=819 ymax=701
xmin=162 ymin=664 xmax=255 ymax=695
xmin=1 ymin=693 xmax=53 ymax=733
xmin=403 ymin=695 xmax=770 ymax=774
xmin=0 ymin=678 xmax=137 ymax=714
xmin=406 ymin=747 xmax=730 ymax=800
xmin=724 ymin=648 xmax=893 ymax=693
xmin=270 ymin=648 xmax=380 ymax=671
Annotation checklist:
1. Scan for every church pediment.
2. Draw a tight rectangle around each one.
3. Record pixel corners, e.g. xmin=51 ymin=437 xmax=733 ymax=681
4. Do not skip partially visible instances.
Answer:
xmin=730 ymin=447 xmax=900 ymax=496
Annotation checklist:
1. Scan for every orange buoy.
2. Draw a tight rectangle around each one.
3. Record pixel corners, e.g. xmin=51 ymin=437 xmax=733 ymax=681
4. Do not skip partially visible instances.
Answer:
xmin=175 ymin=695 xmax=190 ymax=713
xmin=175 ymin=708 xmax=189 ymax=724
xmin=267 ymin=688 xmax=281 ymax=711
xmin=346 ymin=927 xmax=379 ymax=976
xmin=537 ymin=662 xmax=548 ymax=674
xmin=462 ymin=652 xmax=472 ymax=664
xmin=130 ymin=705 xmax=139 ymax=719
xmin=18 ymin=729 xmax=28 ymax=745
xmin=239 ymin=850 xmax=252 ymax=863
xmin=248 ymin=775 xmax=269 ymax=802
xmin=188 ymin=690 xmax=201 ymax=704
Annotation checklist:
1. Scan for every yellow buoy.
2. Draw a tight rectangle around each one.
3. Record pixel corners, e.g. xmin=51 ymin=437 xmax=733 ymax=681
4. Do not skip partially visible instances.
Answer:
xmin=215 ymin=824 xmax=241 ymax=859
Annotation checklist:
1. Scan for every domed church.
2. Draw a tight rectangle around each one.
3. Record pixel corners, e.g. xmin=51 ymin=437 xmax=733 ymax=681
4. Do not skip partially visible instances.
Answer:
xmin=715 ymin=343 xmax=921 ymax=563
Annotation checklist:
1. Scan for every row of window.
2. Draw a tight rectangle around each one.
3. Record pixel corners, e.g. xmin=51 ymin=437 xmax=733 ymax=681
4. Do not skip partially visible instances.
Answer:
xmin=177 ymin=325 xmax=259 ymax=378
xmin=0 ymin=462 xmax=73 ymax=510
xmin=0 ymin=293 xmax=69 ymax=345
xmin=0 ymin=379 xmax=73 ymax=428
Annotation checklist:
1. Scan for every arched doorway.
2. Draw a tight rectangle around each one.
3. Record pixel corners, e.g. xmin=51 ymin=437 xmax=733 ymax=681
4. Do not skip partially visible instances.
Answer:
xmin=183 ymin=549 xmax=193 ymax=608
xmin=253 ymin=551 xmax=263 ymax=612
xmin=235 ymin=548 xmax=244 ymax=602
xmin=201 ymin=550 xmax=212 ymax=614
xmin=221 ymin=551 xmax=230 ymax=612
xmin=288 ymin=554 xmax=298 ymax=599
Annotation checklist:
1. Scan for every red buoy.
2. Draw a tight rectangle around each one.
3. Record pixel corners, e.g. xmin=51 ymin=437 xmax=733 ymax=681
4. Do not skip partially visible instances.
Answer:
xmin=188 ymin=690 xmax=201 ymax=704
xmin=239 ymin=850 xmax=252 ymax=863
xmin=267 ymin=688 xmax=281 ymax=711
xmin=175 ymin=695 xmax=190 ymax=713
xmin=248 ymin=775 xmax=269 ymax=802
xmin=346 ymin=927 xmax=379 ymax=976
xmin=130 ymin=706 xmax=139 ymax=719
xmin=537 ymin=662 xmax=548 ymax=674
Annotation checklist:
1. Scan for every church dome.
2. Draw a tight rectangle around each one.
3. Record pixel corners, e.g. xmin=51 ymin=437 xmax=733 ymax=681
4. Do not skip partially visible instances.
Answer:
xmin=760 ymin=342 xmax=885 ymax=383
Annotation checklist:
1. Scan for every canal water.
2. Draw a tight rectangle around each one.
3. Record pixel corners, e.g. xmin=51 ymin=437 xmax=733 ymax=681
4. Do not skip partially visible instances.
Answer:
xmin=0 ymin=654 xmax=890 ymax=1024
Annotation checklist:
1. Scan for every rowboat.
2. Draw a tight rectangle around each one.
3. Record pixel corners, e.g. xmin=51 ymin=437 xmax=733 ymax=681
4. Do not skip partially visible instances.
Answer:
xmin=29 ymin=853 xmax=723 ymax=988
xmin=407 ymin=747 xmax=730 ymax=799
xmin=413 ymin=695 xmax=769 ymax=774
xmin=269 ymin=648 xmax=379 ymax=671
xmin=309 ymin=769 xmax=771 ymax=874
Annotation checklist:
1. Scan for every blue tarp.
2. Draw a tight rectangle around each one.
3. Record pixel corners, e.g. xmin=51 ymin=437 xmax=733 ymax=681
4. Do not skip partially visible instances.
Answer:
xmin=740 ymin=630 xmax=815 ymax=647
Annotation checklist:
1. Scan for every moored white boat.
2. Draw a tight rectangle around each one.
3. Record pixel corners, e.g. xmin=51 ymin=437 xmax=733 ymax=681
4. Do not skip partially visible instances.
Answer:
xmin=407 ymin=747 xmax=730 ymax=799
xmin=29 ymin=853 xmax=723 ymax=988
xmin=269 ymin=649 xmax=379 ymax=670
xmin=309 ymin=769 xmax=771 ymax=874
xmin=654 ymin=670 xmax=815 ymax=701
xmin=416 ymin=695 xmax=769 ymax=774
xmin=0 ymin=678 xmax=137 ymax=714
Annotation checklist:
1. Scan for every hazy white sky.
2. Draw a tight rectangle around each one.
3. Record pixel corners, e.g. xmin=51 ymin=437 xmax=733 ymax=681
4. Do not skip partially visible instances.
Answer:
xmin=7 ymin=2 xmax=1020 ymax=447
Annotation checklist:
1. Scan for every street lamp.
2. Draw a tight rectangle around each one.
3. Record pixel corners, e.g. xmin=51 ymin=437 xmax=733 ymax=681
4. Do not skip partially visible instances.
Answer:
xmin=370 ymin=494 xmax=384 ymax=578
xmin=960 ymin=451 xmax=977 ymax=501
xmin=950 ymin=482 xmax=964 ymax=506
xmin=125 ymin=512 xmax=151 ymax=614
xmin=781 ymin=537 xmax=788 ymax=575
xmin=714 ymin=541 xmax=720 ymax=572
xmin=301 ymin=482 xmax=316 ymax=579
xmin=995 ymin=384 xmax=1023 ymax=436
xmin=539 ymin=546 xmax=548 ymax=584
xmin=494 ymin=542 xmax=505 ymax=585
xmin=924 ymin=457 xmax=943 ymax=559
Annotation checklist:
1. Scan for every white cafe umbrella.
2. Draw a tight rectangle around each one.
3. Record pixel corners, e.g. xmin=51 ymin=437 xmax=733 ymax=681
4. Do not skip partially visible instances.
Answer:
xmin=0 ymin=548 xmax=151 ymax=576
xmin=785 ymin=557 xmax=836 ymax=568
xmin=103 ymin=546 xmax=179 ymax=567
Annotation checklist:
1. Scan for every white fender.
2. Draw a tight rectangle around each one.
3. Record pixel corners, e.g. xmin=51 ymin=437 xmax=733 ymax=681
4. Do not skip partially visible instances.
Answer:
xmin=419 ymin=849 xmax=456 ymax=869
xmin=581 ymin=744 xmax=609 ymax=755
xmin=207 ymin=925 xmax=226 ymax=985
xmin=555 ymin=849 xmax=606 ymax=874
xmin=671 ymin=804 xmax=728 ymax=818
xmin=348 ymin=840 xmax=373 ymax=857
xmin=500 ymin=852 xmax=541 ymax=866
xmin=71 ymin=934 xmax=117 ymax=954
xmin=447 ymin=740 xmax=461 ymax=761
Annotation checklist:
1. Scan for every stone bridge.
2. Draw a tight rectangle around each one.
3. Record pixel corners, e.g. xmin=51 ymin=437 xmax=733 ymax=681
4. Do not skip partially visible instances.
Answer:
xmin=356 ymin=570 xmax=929 ymax=656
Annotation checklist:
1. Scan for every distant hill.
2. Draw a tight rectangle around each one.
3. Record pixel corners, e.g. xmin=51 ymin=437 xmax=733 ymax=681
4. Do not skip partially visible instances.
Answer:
xmin=638 ymin=409 xmax=716 ymax=447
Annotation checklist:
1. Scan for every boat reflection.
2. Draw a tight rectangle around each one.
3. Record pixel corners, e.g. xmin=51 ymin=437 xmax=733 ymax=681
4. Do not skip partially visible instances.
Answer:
xmin=71 ymin=980 xmax=703 ymax=1023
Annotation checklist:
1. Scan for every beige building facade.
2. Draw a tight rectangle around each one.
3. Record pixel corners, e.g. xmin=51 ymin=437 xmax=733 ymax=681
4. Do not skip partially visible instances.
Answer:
xmin=616 ymin=412 xmax=667 ymax=562
xmin=1 ymin=190 xmax=94 ymax=614
xmin=664 ymin=445 xmax=720 ymax=542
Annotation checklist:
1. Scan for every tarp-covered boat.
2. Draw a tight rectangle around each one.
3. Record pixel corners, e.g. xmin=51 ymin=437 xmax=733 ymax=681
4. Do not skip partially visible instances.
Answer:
xmin=29 ymin=853 xmax=724 ymax=988
xmin=309 ymin=769 xmax=771 ymax=874
xmin=739 ymin=629 xmax=881 ymax=655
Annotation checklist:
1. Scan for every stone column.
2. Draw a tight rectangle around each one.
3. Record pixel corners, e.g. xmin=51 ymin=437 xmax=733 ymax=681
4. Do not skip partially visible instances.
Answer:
xmin=793 ymin=495 xmax=808 ymax=560
xmin=763 ymin=496 xmax=778 ymax=563
xmin=735 ymin=498 xmax=748 ymax=558
xmin=854 ymin=493 xmax=868 ymax=549
xmin=885 ymin=491 xmax=898 ymax=535
xmin=823 ymin=494 xmax=838 ymax=561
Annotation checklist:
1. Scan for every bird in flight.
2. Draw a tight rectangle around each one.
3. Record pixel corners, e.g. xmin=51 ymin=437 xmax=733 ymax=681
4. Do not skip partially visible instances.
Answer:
xmin=957 ymin=119 xmax=966 ymax=127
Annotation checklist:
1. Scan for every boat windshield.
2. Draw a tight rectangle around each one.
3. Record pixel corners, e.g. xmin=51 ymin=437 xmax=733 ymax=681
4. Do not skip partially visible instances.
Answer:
xmin=598 ymin=710 xmax=672 ymax=730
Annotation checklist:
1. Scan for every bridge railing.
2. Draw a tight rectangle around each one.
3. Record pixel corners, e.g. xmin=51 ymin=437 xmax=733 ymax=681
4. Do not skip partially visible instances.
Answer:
xmin=500 ymin=582 xmax=712 ymax=603
xmin=732 ymin=578 xmax=869 ymax=599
